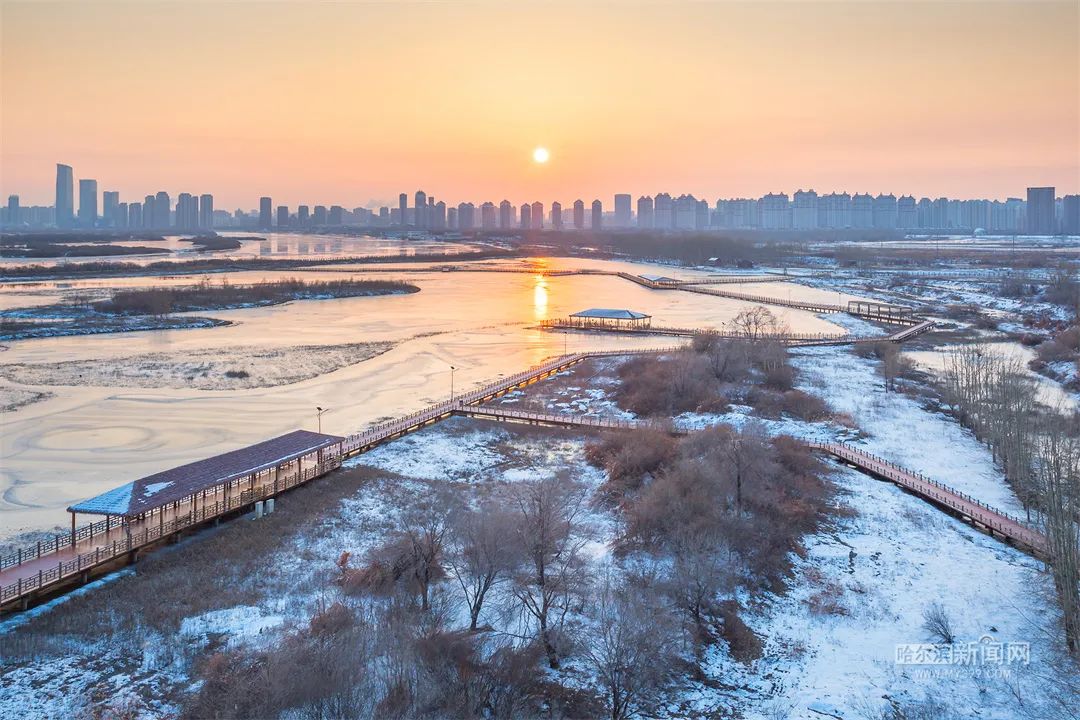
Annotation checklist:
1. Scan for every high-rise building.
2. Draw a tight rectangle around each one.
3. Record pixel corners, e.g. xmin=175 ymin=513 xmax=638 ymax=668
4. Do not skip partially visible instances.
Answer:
xmin=276 ymin=205 xmax=289 ymax=228
xmin=1027 ymin=187 xmax=1056 ymax=234
xmin=78 ymin=179 xmax=98 ymax=227
xmin=792 ymin=190 xmax=818 ymax=230
xmin=55 ymin=164 xmax=75 ymax=228
xmin=761 ymin=193 xmax=790 ymax=230
xmin=1063 ymin=195 xmax=1080 ymax=235
xmin=591 ymin=200 xmax=602 ymax=230
xmin=102 ymin=191 xmax=120 ymax=227
xmin=457 ymin=202 xmax=474 ymax=230
xmin=5 ymin=195 xmax=19 ymax=226
xmin=499 ymin=200 xmax=512 ymax=230
xmin=614 ymin=194 xmax=632 ymax=227
xmin=116 ymin=202 xmax=128 ymax=229
xmin=415 ymin=191 xmax=427 ymax=228
xmin=258 ymin=197 xmax=273 ymax=229
xmin=897 ymin=196 xmax=917 ymax=228
xmin=199 ymin=194 xmax=214 ymax=229
xmin=481 ymin=202 xmax=496 ymax=230
xmin=447 ymin=207 xmax=457 ymax=230
xmin=433 ymin=201 xmax=446 ymax=229
xmin=298 ymin=205 xmax=310 ymax=226
xmin=851 ymin=193 xmax=874 ymax=228
xmin=654 ymin=193 xmax=674 ymax=229
xmin=520 ymin=202 xmax=531 ymax=229
xmin=399 ymin=193 xmax=408 ymax=225
xmin=873 ymin=194 xmax=898 ymax=229
xmin=551 ymin=201 xmax=563 ymax=230
xmin=637 ymin=196 xmax=654 ymax=229
xmin=530 ymin=201 xmax=543 ymax=230
xmin=572 ymin=200 xmax=585 ymax=230
xmin=128 ymin=202 xmax=142 ymax=229
xmin=313 ymin=205 xmax=328 ymax=225
xmin=329 ymin=205 xmax=344 ymax=226
xmin=176 ymin=193 xmax=195 ymax=230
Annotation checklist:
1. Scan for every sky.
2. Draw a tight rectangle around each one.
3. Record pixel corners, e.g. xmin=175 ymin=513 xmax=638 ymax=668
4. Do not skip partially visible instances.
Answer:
xmin=2 ymin=1 xmax=1078 ymax=209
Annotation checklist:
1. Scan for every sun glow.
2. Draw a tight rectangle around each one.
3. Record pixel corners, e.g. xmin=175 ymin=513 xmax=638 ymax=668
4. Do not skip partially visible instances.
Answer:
xmin=532 ymin=147 xmax=550 ymax=164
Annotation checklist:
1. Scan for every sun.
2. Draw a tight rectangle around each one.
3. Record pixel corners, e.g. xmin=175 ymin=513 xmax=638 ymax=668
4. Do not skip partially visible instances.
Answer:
xmin=532 ymin=147 xmax=550 ymax=164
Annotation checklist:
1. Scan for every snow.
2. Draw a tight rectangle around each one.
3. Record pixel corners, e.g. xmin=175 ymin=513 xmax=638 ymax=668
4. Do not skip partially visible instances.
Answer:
xmin=142 ymin=481 xmax=172 ymax=497
xmin=69 ymin=481 xmax=133 ymax=515
xmin=179 ymin=605 xmax=285 ymax=649
xmin=792 ymin=345 xmax=1028 ymax=516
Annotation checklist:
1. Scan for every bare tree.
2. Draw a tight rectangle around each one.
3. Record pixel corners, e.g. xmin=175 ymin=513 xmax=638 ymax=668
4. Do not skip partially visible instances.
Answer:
xmin=400 ymin=497 xmax=451 ymax=612
xmin=510 ymin=474 xmax=590 ymax=669
xmin=922 ymin=601 xmax=955 ymax=645
xmin=584 ymin=569 xmax=679 ymax=720
xmin=445 ymin=502 xmax=518 ymax=631
xmin=729 ymin=305 xmax=785 ymax=341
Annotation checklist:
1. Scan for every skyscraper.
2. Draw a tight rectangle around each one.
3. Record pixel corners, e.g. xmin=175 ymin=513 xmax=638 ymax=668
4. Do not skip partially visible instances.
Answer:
xmin=433 ymin=201 xmax=446 ymax=229
xmin=872 ymin=194 xmax=898 ymax=229
xmin=258 ymin=197 xmax=272 ymax=229
xmin=572 ymin=200 xmax=585 ymax=230
xmin=415 ymin=191 xmax=427 ymax=228
xmin=614 ymin=194 xmax=632 ymax=227
xmin=102 ymin=191 xmax=119 ymax=227
xmin=637 ymin=196 xmax=654 ymax=229
xmin=6 ymin=195 xmax=19 ymax=226
xmin=792 ymin=190 xmax=818 ymax=230
xmin=276 ymin=206 xmax=290 ymax=227
xmin=55 ymin=163 xmax=74 ymax=228
xmin=298 ymin=205 xmax=310 ymax=226
xmin=530 ymin=201 xmax=543 ymax=230
xmin=329 ymin=205 xmax=344 ymax=226
xmin=177 ymin=193 xmax=195 ymax=230
xmin=200 ymin=194 xmax=214 ymax=229
xmin=313 ymin=205 xmax=328 ymax=225
xmin=897 ymin=196 xmax=917 ymax=228
xmin=128 ymin=202 xmax=142 ymax=229
xmin=1064 ymin=195 xmax=1080 ymax=235
xmin=481 ymin=202 xmax=496 ymax=230
xmin=520 ymin=202 xmax=531 ymax=229
xmin=78 ymin=179 xmax=98 ymax=227
xmin=851 ymin=193 xmax=874 ymax=228
xmin=1027 ymin=187 xmax=1055 ymax=234
xmin=457 ymin=202 xmax=474 ymax=230
xmin=551 ymin=201 xmax=562 ymax=230
xmin=591 ymin=200 xmax=602 ymax=230
xmin=499 ymin=200 xmax=512 ymax=230
xmin=399 ymin=193 xmax=408 ymax=225
xmin=653 ymin=193 xmax=674 ymax=230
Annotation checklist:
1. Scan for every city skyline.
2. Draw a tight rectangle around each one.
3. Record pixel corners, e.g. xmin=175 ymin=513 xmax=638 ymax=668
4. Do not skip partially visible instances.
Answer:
xmin=2 ymin=2 xmax=1077 ymax=207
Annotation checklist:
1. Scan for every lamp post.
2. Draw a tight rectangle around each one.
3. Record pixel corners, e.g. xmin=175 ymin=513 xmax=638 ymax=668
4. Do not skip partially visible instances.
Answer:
xmin=316 ymin=406 xmax=327 ymax=434
xmin=450 ymin=365 xmax=456 ymax=402
xmin=563 ymin=331 xmax=567 ymax=355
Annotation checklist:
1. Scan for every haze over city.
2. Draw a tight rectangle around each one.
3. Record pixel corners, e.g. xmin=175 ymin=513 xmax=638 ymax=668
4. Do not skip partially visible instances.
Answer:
xmin=4 ymin=3 xmax=1080 ymax=719
xmin=2 ymin=1 xmax=1078 ymax=208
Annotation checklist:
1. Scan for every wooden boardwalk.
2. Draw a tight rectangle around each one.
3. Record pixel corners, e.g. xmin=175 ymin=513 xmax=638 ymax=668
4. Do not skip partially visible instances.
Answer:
xmin=451 ymin=408 xmax=1047 ymax=557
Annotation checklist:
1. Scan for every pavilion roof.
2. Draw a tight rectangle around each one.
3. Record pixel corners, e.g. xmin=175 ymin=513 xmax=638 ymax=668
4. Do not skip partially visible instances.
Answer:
xmin=569 ymin=308 xmax=651 ymax=320
xmin=68 ymin=430 xmax=344 ymax=518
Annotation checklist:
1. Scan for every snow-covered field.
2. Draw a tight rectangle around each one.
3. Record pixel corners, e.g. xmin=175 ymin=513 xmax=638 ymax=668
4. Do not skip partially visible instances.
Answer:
xmin=2 ymin=342 xmax=1078 ymax=719
xmin=0 ymin=341 xmax=393 ymax=391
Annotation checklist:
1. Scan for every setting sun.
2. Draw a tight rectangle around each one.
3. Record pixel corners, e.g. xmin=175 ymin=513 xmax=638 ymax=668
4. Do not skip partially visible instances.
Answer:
xmin=533 ymin=147 xmax=550 ymax=164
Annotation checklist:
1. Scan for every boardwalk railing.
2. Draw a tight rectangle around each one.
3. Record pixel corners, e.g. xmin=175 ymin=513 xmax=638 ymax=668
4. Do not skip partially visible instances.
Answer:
xmin=0 ymin=461 xmax=339 ymax=606
xmin=455 ymin=406 xmax=651 ymax=431
xmin=810 ymin=441 xmax=1046 ymax=555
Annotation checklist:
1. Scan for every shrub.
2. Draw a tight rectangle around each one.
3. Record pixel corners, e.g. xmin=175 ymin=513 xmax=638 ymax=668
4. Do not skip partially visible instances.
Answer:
xmin=715 ymin=600 xmax=762 ymax=663
xmin=224 ymin=369 xmax=250 ymax=379
xmin=586 ymin=428 xmax=678 ymax=501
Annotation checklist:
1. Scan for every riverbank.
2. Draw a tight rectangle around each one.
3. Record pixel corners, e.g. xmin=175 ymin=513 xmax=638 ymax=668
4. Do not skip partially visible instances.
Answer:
xmin=0 ymin=341 xmax=395 ymax=392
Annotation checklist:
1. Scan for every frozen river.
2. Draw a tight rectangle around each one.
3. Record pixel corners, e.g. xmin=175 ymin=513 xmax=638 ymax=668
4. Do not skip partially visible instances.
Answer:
xmin=0 ymin=252 xmax=862 ymax=538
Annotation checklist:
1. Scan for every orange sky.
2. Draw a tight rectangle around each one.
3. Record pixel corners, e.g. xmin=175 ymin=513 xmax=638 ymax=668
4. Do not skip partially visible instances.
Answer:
xmin=2 ymin=1 xmax=1077 ymax=208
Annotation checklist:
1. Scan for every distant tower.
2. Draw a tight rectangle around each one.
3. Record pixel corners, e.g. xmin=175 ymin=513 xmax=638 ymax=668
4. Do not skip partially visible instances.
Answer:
xmin=636 ymin=196 xmax=654 ymax=229
xmin=298 ymin=205 xmax=310 ymax=226
xmin=551 ymin=201 xmax=562 ymax=230
xmin=259 ymin=197 xmax=272 ymax=229
xmin=572 ymin=200 xmax=585 ymax=230
xmin=415 ymin=190 xmax=427 ymax=228
xmin=481 ymin=202 xmax=496 ymax=229
xmin=591 ymin=199 xmax=602 ymax=230
xmin=499 ymin=200 xmax=512 ymax=230
xmin=200 ymin=194 xmax=214 ymax=229
xmin=276 ymin=205 xmax=289 ymax=228
xmin=55 ymin=164 xmax=74 ymax=228
xmin=520 ymin=202 xmax=531 ymax=229
xmin=530 ymin=201 xmax=543 ymax=230
xmin=1027 ymin=187 xmax=1056 ymax=234
xmin=313 ymin=205 xmax=328 ymax=225
xmin=78 ymin=179 xmax=98 ymax=227
xmin=102 ymin=191 xmax=119 ymax=227
xmin=5 ymin=195 xmax=19 ymax=226
xmin=128 ymin=202 xmax=143 ymax=229
xmin=614 ymin=194 xmax=631 ymax=227
xmin=399 ymin=193 xmax=408 ymax=225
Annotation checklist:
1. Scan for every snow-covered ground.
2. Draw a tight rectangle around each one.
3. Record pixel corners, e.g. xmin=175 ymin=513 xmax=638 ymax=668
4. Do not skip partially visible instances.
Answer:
xmin=0 ymin=341 xmax=393 ymax=391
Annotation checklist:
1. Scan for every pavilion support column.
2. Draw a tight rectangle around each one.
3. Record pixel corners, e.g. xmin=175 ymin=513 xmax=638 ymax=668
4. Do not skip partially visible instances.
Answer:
xmin=70 ymin=512 xmax=76 ymax=547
